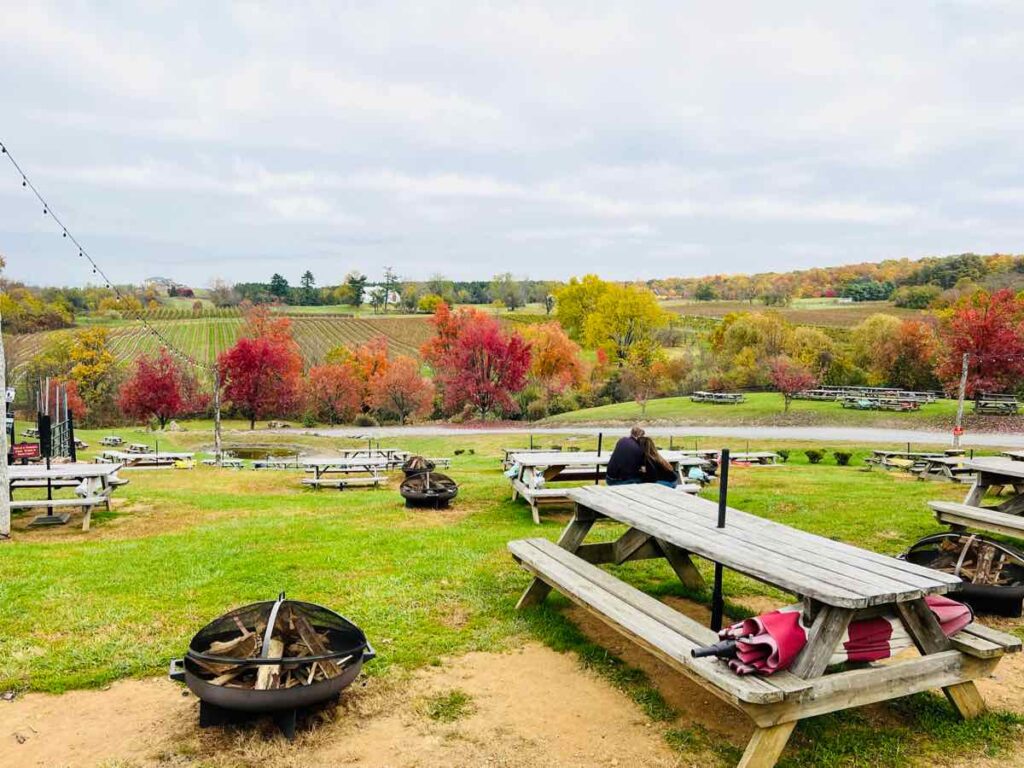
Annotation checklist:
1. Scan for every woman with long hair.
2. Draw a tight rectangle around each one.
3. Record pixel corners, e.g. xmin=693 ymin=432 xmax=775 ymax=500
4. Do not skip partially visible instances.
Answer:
xmin=639 ymin=436 xmax=679 ymax=488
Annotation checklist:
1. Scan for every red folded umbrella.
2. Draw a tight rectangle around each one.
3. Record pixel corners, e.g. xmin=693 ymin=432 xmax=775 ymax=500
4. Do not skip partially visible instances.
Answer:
xmin=718 ymin=595 xmax=973 ymax=676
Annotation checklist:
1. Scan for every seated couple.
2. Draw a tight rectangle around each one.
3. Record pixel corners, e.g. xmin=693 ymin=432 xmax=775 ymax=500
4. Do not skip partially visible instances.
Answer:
xmin=606 ymin=426 xmax=679 ymax=488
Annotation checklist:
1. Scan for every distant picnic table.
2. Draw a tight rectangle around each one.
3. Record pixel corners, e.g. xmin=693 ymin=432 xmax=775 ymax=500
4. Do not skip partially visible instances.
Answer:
xmin=510 ymin=484 xmax=1018 ymax=768
xmin=507 ymin=450 xmax=707 ymax=523
xmin=8 ymin=462 xmax=126 ymax=530
xmin=930 ymin=457 xmax=1024 ymax=539
xmin=973 ymin=393 xmax=1019 ymax=415
xmin=299 ymin=456 xmax=387 ymax=490
xmin=795 ymin=386 xmax=941 ymax=403
xmin=99 ymin=450 xmax=193 ymax=469
xmin=691 ymin=391 xmax=745 ymax=404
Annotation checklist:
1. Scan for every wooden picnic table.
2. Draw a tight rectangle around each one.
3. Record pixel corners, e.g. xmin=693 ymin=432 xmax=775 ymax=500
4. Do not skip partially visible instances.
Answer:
xmin=8 ymin=462 xmax=126 ymax=530
xmin=730 ymin=451 xmax=780 ymax=465
xmin=334 ymin=447 xmax=409 ymax=468
xmin=914 ymin=455 xmax=974 ymax=483
xmin=100 ymin=450 xmax=193 ymax=469
xmin=930 ymin=457 xmax=1024 ymax=539
xmin=1002 ymin=450 xmax=1024 ymax=462
xmin=511 ymin=484 xmax=1017 ymax=768
xmin=507 ymin=450 xmax=707 ymax=523
xmin=299 ymin=456 xmax=386 ymax=490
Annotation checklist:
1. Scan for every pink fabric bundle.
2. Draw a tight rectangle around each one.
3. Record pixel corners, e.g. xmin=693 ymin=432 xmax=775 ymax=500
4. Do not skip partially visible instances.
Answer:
xmin=719 ymin=595 xmax=973 ymax=676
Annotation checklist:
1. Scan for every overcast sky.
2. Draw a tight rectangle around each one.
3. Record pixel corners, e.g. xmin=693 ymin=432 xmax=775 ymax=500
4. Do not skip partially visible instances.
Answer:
xmin=2 ymin=2 xmax=1024 ymax=288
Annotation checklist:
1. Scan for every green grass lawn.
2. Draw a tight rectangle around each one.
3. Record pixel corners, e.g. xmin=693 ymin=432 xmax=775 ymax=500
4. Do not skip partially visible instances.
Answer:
xmin=1 ymin=430 xmax=1020 ymax=766
xmin=546 ymin=391 xmax=964 ymax=427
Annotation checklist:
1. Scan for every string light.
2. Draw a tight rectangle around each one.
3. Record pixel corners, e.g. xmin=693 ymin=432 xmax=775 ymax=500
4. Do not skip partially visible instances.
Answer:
xmin=0 ymin=139 xmax=213 ymax=372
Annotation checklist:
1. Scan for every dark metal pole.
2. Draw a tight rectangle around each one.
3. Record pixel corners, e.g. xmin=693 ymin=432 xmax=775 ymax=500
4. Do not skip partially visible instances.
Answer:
xmin=597 ymin=432 xmax=603 ymax=456
xmin=530 ymin=433 xmax=534 ymax=450
xmin=711 ymin=448 xmax=730 ymax=632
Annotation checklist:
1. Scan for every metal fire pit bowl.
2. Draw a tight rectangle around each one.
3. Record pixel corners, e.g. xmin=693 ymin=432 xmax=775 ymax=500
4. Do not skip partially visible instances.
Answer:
xmin=400 ymin=471 xmax=458 ymax=509
xmin=171 ymin=595 xmax=374 ymax=714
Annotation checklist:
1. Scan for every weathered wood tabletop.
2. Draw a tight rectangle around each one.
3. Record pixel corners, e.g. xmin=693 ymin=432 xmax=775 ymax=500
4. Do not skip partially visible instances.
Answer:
xmin=508 ymin=450 xmax=707 ymax=523
xmin=568 ymin=484 xmax=960 ymax=608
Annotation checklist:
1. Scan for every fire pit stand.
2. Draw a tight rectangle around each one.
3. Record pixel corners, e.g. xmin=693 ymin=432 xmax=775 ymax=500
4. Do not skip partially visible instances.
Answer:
xmin=170 ymin=593 xmax=374 ymax=739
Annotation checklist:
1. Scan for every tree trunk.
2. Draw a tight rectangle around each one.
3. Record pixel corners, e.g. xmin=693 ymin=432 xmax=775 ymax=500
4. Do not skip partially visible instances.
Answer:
xmin=250 ymin=415 xmax=256 ymax=430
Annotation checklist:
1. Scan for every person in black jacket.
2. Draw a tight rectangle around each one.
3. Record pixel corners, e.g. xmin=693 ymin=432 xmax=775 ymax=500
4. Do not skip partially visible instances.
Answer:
xmin=606 ymin=426 xmax=646 ymax=485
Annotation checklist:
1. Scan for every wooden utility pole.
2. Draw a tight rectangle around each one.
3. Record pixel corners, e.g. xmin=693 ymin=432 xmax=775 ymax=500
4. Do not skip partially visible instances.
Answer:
xmin=0 ymin=312 xmax=9 ymax=539
xmin=953 ymin=352 xmax=969 ymax=448
xmin=213 ymin=365 xmax=222 ymax=465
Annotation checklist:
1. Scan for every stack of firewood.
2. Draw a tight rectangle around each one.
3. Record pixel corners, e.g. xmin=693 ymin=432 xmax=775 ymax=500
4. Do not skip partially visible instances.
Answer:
xmin=192 ymin=606 xmax=352 ymax=690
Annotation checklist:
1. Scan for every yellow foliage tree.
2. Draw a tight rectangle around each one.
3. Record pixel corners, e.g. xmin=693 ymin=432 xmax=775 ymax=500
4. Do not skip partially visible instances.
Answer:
xmin=583 ymin=284 xmax=667 ymax=364
xmin=69 ymin=328 xmax=119 ymax=421
xmin=554 ymin=274 xmax=609 ymax=340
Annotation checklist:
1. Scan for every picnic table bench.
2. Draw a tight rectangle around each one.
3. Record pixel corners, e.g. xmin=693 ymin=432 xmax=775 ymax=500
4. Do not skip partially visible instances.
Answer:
xmin=930 ymin=457 xmax=1024 ymax=539
xmin=973 ymin=393 xmax=1019 ymax=415
xmin=8 ymin=463 xmax=126 ymax=530
xmin=691 ymin=391 xmax=746 ymax=404
xmin=507 ymin=450 xmax=706 ymax=523
xmin=511 ymin=484 xmax=1018 ymax=768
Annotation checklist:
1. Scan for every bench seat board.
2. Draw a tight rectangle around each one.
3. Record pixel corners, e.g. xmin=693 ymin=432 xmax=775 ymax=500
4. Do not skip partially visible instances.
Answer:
xmin=929 ymin=501 xmax=1024 ymax=536
xmin=509 ymin=537 xmax=807 ymax=704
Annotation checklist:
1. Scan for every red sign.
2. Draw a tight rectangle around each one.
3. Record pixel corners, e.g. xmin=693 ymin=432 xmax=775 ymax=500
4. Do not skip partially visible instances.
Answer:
xmin=11 ymin=442 xmax=40 ymax=460
xmin=953 ymin=426 xmax=965 ymax=437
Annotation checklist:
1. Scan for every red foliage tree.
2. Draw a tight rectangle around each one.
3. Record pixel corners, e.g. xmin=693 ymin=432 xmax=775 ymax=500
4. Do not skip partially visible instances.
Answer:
xmin=369 ymin=356 xmax=435 ymax=423
xmin=304 ymin=364 xmax=362 ymax=424
xmin=936 ymin=289 xmax=1024 ymax=396
xmin=429 ymin=312 xmax=531 ymax=418
xmin=769 ymin=356 xmax=817 ymax=412
xmin=219 ymin=336 xmax=302 ymax=429
xmin=118 ymin=348 xmax=205 ymax=428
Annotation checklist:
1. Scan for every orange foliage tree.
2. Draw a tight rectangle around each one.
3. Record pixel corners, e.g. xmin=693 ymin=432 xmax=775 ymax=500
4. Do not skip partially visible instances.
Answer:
xmin=369 ymin=356 xmax=434 ymax=423
xmin=521 ymin=322 xmax=584 ymax=397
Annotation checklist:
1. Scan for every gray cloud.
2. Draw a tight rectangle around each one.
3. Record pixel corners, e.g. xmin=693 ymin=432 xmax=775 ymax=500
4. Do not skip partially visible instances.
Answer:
xmin=2 ymin=1 xmax=1023 ymax=287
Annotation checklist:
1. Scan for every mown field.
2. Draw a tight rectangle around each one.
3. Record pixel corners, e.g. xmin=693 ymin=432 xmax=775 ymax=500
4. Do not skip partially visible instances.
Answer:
xmin=7 ymin=314 xmax=435 ymax=371
xmin=662 ymin=298 xmax=927 ymax=328
xmin=1 ymin=426 xmax=1021 ymax=767
xmin=546 ymin=391 xmax=968 ymax=428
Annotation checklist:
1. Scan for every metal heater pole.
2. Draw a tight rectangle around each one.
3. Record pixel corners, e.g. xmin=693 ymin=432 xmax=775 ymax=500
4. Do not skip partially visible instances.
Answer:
xmin=710 ymin=448 xmax=730 ymax=632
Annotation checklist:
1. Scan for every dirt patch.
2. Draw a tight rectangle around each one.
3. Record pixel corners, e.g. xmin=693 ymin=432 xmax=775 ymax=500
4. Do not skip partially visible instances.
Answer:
xmin=0 ymin=644 xmax=678 ymax=768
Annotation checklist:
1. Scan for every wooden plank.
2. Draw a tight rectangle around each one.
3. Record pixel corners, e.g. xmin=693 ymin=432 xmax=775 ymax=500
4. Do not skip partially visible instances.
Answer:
xmin=737 ymin=723 xmax=796 ymax=768
xmin=950 ymin=631 xmax=1003 ymax=659
xmin=577 ymin=486 xmax=931 ymax=607
xmin=788 ymin=606 xmax=854 ymax=679
xmin=962 ymin=622 xmax=1022 ymax=652
xmin=756 ymin=651 xmax=998 ymax=726
xmin=655 ymin=538 xmax=707 ymax=591
xmin=896 ymin=597 xmax=988 ymax=720
xmin=620 ymin=486 xmax=957 ymax=591
xmin=508 ymin=538 xmax=799 ymax=704
xmin=614 ymin=527 xmax=653 ymax=564
xmin=599 ymin=485 xmax=959 ymax=594
xmin=516 ymin=512 xmax=595 ymax=608
xmin=930 ymin=502 xmax=1024 ymax=537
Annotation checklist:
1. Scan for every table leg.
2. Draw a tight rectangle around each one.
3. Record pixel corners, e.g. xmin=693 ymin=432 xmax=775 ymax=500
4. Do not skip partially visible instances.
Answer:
xmin=895 ymin=598 xmax=987 ymax=719
xmin=654 ymin=538 xmax=706 ymax=591
xmin=964 ymin=479 xmax=987 ymax=507
xmin=516 ymin=506 xmax=596 ymax=609
xmin=737 ymin=605 xmax=854 ymax=768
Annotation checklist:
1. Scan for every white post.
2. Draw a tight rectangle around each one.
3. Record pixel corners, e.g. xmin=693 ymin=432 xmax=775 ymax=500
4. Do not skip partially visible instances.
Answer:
xmin=953 ymin=352 xmax=969 ymax=448
xmin=213 ymin=365 xmax=222 ymax=465
xmin=1 ymin=312 xmax=10 ymax=539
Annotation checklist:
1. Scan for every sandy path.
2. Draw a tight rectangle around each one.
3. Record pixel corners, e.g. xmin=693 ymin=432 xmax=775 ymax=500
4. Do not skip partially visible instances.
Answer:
xmin=0 ymin=644 xmax=677 ymax=768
